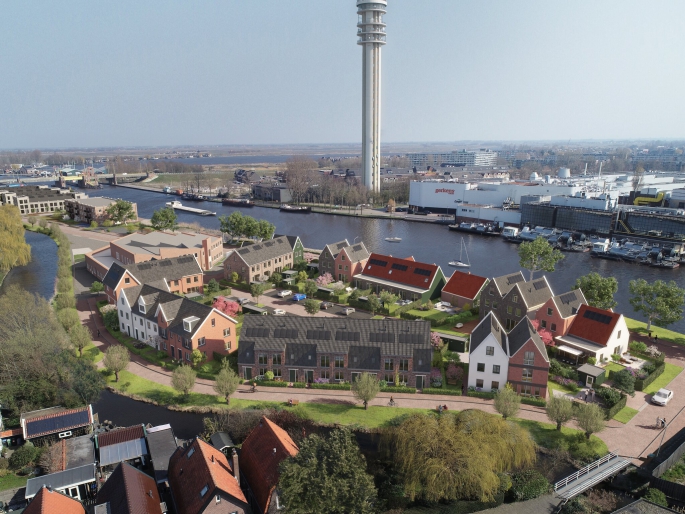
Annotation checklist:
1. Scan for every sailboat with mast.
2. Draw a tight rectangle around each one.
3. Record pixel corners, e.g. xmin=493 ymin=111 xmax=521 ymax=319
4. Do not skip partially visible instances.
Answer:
xmin=449 ymin=238 xmax=471 ymax=268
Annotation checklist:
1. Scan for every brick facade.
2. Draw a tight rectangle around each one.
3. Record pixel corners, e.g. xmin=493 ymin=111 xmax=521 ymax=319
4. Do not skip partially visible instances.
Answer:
xmin=507 ymin=339 xmax=549 ymax=398
xmin=161 ymin=310 xmax=237 ymax=363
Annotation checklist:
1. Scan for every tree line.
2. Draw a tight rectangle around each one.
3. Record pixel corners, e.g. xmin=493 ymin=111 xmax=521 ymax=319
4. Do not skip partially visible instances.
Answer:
xmin=218 ymin=211 xmax=275 ymax=242
xmin=0 ymin=205 xmax=31 ymax=275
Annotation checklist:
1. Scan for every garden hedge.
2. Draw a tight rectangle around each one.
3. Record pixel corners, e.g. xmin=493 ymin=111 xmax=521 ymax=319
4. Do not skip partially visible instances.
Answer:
xmin=381 ymin=386 xmax=417 ymax=394
xmin=466 ymin=390 xmax=496 ymax=400
xmin=520 ymin=397 xmax=547 ymax=408
xmin=310 ymin=383 xmax=351 ymax=391
xmin=605 ymin=393 xmax=628 ymax=420
xmin=635 ymin=362 xmax=666 ymax=392
xmin=254 ymin=380 xmax=289 ymax=388
xmin=422 ymin=388 xmax=463 ymax=396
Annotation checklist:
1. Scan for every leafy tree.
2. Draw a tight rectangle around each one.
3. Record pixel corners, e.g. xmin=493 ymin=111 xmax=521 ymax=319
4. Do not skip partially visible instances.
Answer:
xmin=242 ymin=216 xmax=258 ymax=239
xmin=304 ymin=279 xmax=318 ymax=297
xmin=27 ymin=215 xmax=37 ymax=227
xmin=494 ymin=384 xmax=520 ymax=419
xmin=518 ymin=236 xmax=564 ymax=280
xmin=172 ymin=364 xmax=197 ymax=398
xmin=150 ymin=207 xmax=178 ymax=231
xmin=366 ymin=293 xmax=381 ymax=315
xmin=303 ymin=299 xmax=320 ymax=315
xmin=90 ymin=281 xmax=104 ymax=293
xmin=103 ymin=345 xmax=130 ymax=382
xmin=250 ymin=282 xmax=267 ymax=303
xmin=230 ymin=271 xmax=239 ymax=283
xmin=206 ymin=279 xmax=220 ymax=294
xmin=574 ymin=272 xmax=618 ymax=310
xmin=101 ymin=305 xmax=120 ymax=332
xmin=213 ymin=364 xmax=240 ymax=404
xmin=644 ymin=488 xmax=667 ymax=507
xmin=70 ymin=357 xmax=106 ymax=404
xmin=509 ymin=470 xmax=551 ymax=501
xmin=69 ymin=323 xmax=91 ymax=358
xmin=218 ymin=211 xmax=245 ymax=242
xmin=349 ymin=289 xmax=362 ymax=301
xmin=352 ymin=372 xmax=380 ymax=409
xmin=296 ymin=271 xmax=308 ymax=284
xmin=279 ymin=429 xmax=377 ymax=514
xmin=546 ymin=396 xmax=574 ymax=430
xmin=38 ymin=218 xmax=48 ymax=229
xmin=575 ymin=403 xmax=606 ymax=440
xmin=629 ymin=279 xmax=685 ymax=330
xmin=383 ymin=410 xmax=535 ymax=502
xmin=0 ymin=205 xmax=31 ymax=273
xmin=9 ymin=442 xmax=38 ymax=469
xmin=315 ymin=272 xmax=333 ymax=287
xmin=191 ymin=349 xmax=205 ymax=368
xmin=270 ymin=272 xmax=283 ymax=286
xmin=379 ymin=290 xmax=399 ymax=308
xmin=105 ymin=199 xmax=136 ymax=224
xmin=256 ymin=219 xmax=275 ymax=240
xmin=612 ymin=369 xmax=635 ymax=394
xmin=57 ymin=308 xmax=81 ymax=332
xmin=212 ymin=297 xmax=241 ymax=317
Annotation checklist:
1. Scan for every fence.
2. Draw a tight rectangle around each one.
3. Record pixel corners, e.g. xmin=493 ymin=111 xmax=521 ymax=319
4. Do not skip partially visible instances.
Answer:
xmin=650 ymin=477 xmax=685 ymax=502
xmin=636 ymin=362 xmax=666 ymax=392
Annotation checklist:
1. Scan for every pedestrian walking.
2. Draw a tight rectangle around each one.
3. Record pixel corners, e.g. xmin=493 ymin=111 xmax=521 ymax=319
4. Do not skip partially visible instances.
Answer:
xmin=655 ymin=335 xmax=659 ymax=343
xmin=97 ymin=329 xmax=101 ymax=337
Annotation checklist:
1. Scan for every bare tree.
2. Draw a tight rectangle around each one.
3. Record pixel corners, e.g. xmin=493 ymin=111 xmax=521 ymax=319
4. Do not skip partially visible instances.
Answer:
xmin=285 ymin=155 xmax=317 ymax=204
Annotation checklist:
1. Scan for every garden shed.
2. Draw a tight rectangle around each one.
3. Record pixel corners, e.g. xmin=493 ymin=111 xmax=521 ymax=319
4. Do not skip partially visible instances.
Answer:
xmin=577 ymin=364 xmax=606 ymax=388
xmin=440 ymin=333 xmax=469 ymax=353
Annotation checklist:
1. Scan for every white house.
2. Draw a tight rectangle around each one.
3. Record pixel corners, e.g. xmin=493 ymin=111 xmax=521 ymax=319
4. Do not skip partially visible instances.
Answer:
xmin=117 ymin=285 xmax=168 ymax=347
xmin=467 ymin=313 xmax=509 ymax=392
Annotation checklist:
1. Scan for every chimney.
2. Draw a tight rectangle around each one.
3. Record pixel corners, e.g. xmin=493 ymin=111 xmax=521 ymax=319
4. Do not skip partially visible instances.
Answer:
xmin=211 ymin=454 xmax=215 ymax=463
xmin=231 ymin=448 xmax=240 ymax=483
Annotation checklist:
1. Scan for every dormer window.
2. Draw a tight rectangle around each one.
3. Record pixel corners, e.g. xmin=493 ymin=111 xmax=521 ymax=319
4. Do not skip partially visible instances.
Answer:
xmin=138 ymin=299 xmax=146 ymax=314
xmin=183 ymin=316 xmax=200 ymax=333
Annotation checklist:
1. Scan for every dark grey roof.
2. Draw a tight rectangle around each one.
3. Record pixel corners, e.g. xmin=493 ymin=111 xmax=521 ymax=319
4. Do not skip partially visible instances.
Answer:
xmin=348 ymin=345 xmax=381 ymax=370
xmin=611 ymin=499 xmax=676 ymax=513
xmin=283 ymin=235 xmax=301 ymax=250
xmin=209 ymin=432 xmax=234 ymax=452
xmin=508 ymin=317 xmax=547 ymax=361
xmin=413 ymin=348 xmax=432 ymax=372
xmin=577 ymin=364 xmax=605 ymax=377
xmin=103 ymin=255 xmax=202 ymax=292
xmin=324 ymin=240 xmax=350 ymax=258
xmin=98 ymin=438 xmax=148 ymax=467
xmin=470 ymin=312 xmax=507 ymax=354
xmin=25 ymin=463 xmax=96 ymax=499
xmin=492 ymin=272 xmax=525 ymax=296
xmin=146 ymin=424 xmax=178 ymax=484
xmin=127 ymin=284 xmax=180 ymax=323
xmin=65 ymin=435 xmax=96 ymax=470
xmin=517 ymin=276 xmax=553 ymax=309
xmin=552 ymin=289 xmax=586 ymax=318
xmin=342 ymin=241 xmax=371 ymax=262
xmin=233 ymin=236 xmax=294 ymax=266
xmin=238 ymin=316 xmax=431 ymax=364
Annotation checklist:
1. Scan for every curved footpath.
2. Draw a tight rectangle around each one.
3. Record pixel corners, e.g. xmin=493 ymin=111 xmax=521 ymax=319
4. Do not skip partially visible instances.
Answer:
xmin=78 ymin=295 xmax=685 ymax=465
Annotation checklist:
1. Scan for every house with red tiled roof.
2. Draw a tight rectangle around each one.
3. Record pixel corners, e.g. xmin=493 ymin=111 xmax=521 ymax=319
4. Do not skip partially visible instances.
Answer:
xmin=168 ymin=438 xmax=248 ymax=514
xmin=95 ymin=462 xmax=166 ymax=514
xmin=441 ymin=270 xmax=488 ymax=309
xmin=555 ymin=304 xmax=629 ymax=363
xmin=239 ymin=417 xmax=299 ymax=514
xmin=353 ymin=253 xmax=446 ymax=303
xmin=24 ymin=486 xmax=86 ymax=514
xmin=95 ymin=425 xmax=149 ymax=470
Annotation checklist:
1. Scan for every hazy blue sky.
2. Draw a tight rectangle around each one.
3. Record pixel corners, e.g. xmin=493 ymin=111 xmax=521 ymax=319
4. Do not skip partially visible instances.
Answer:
xmin=1 ymin=1 xmax=684 ymax=149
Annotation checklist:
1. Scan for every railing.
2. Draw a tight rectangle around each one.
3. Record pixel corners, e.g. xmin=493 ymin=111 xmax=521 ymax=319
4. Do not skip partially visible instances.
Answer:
xmin=554 ymin=452 xmax=619 ymax=491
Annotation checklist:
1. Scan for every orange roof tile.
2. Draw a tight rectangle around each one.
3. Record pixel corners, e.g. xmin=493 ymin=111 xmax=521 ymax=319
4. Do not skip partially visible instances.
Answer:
xmin=24 ymin=486 xmax=86 ymax=514
xmin=239 ymin=417 xmax=299 ymax=514
xmin=566 ymin=304 xmax=622 ymax=346
xmin=442 ymin=271 xmax=488 ymax=300
xmin=360 ymin=253 xmax=441 ymax=290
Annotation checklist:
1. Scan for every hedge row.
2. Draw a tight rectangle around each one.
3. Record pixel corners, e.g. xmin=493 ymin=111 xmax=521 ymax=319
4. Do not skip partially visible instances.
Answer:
xmin=636 ymin=362 xmax=666 ymax=392
xmin=254 ymin=380 xmax=289 ymax=388
xmin=521 ymin=397 xmax=547 ymax=408
xmin=422 ymin=388 xmax=463 ymax=396
xmin=381 ymin=386 xmax=417 ymax=394
xmin=310 ymin=383 xmax=351 ymax=391
xmin=605 ymin=393 xmax=628 ymax=420
xmin=466 ymin=390 xmax=496 ymax=400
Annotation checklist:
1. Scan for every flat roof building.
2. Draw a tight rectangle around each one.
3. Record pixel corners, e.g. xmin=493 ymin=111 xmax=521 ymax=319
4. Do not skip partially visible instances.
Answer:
xmin=64 ymin=196 xmax=138 ymax=224
xmin=0 ymin=185 xmax=86 ymax=215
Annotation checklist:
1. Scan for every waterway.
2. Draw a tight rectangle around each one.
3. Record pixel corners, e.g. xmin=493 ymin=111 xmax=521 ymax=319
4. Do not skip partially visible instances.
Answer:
xmin=89 ymin=184 xmax=685 ymax=333
xmin=0 ymin=230 xmax=58 ymax=300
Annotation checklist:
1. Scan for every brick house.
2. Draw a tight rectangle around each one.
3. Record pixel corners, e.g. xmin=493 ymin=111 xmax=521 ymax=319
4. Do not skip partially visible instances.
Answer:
xmin=468 ymin=312 xmax=549 ymax=398
xmin=224 ymin=235 xmax=302 ymax=284
xmin=95 ymin=462 xmax=165 ymax=514
xmin=240 ymin=417 xmax=299 ymax=514
xmin=64 ymin=196 xmax=139 ymax=225
xmin=238 ymin=316 xmax=433 ymax=388
xmin=25 ymin=487 xmax=86 ymax=514
xmin=102 ymin=255 xmax=204 ymax=304
xmin=86 ymin=231 xmax=223 ymax=280
xmin=353 ymin=253 xmax=446 ymax=302
xmin=479 ymin=272 xmax=554 ymax=331
xmin=168 ymin=438 xmax=249 ymax=514
xmin=318 ymin=239 xmax=371 ymax=283
xmin=534 ymin=289 xmax=586 ymax=339
xmin=117 ymin=284 xmax=237 ymax=359
xmin=556 ymin=304 xmax=630 ymax=364
xmin=440 ymin=270 xmax=488 ymax=309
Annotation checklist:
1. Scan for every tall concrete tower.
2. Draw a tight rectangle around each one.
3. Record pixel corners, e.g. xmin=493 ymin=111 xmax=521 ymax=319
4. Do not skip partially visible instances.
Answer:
xmin=357 ymin=0 xmax=386 ymax=194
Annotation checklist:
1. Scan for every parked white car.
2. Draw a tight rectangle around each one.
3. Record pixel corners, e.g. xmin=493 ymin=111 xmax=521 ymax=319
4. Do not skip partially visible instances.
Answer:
xmin=652 ymin=389 xmax=674 ymax=406
xmin=343 ymin=307 xmax=355 ymax=316
xmin=277 ymin=290 xmax=292 ymax=298
xmin=273 ymin=309 xmax=286 ymax=316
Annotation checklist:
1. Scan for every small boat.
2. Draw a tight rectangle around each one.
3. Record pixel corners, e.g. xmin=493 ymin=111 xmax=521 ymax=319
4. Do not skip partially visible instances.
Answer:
xmin=165 ymin=201 xmax=216 ymax=216
xmin=280 ymin=204 xmax=312 ymax=213
xmin=651 ymin=260 xmax=680 ymax=269
xmin=222 ymin=198 xmax=255 ymax=207
xmin=385 ymin=237 xmax=402 ymax=243
xmin=449 ymin=238 xmax=470 ymax=267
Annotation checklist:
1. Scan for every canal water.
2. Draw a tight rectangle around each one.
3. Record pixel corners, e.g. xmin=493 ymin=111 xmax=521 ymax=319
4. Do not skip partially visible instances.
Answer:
xmin=0 ymin=230 xmax=58 ymax=299
xmin=89 ymin=185 xmax=685 ymax=333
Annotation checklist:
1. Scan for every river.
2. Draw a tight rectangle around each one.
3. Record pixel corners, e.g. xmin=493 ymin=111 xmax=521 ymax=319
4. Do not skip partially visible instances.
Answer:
xmin=0 ymin=230 xmax=58 ymax=299
xmin=87 ymin=184 xmax=685 ymax=333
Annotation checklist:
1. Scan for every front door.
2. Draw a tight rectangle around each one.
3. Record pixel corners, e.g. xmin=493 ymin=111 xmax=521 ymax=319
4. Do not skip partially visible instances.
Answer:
xmin=171 ymin=346 xmax=175 ymax=358
xmin=244 ymin=367 xmax=252 ymax=380
xmin=135 ymin=329 xmax=139 ymax=339
xmin=127 ymin=325 xmax=130 ymax=336
xmin=416 ymin=376 xmax=425 ymax=390
xmin=586 ymin=375 xmax=594 ymax=388
xmin=351 ymin=372 xmax=360 ymax=383
xmin=305 ymin=370 xmax=314 ymax=383
xmin=289 ymin=369 xmax=296 ymax=383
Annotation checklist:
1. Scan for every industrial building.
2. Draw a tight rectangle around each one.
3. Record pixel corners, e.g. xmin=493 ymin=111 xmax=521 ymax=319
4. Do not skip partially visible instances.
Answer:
xmin=408 ymin=149 xmax=498 ymax=169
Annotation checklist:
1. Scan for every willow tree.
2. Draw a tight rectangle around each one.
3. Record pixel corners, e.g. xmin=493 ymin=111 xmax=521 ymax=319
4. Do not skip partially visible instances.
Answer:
xmin=383 ymin=410 xmax=535 ymax=503
xmin=0 ymin=205 xmax=31 ymax=273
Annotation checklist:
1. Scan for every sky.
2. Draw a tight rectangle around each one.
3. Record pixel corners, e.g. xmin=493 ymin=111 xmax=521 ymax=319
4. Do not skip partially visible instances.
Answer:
xmin=1 ymin=0 xmax=684 ymax=149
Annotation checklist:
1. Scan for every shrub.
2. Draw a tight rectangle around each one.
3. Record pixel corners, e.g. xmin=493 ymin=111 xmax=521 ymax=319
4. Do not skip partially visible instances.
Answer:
xmin=550 ymin=359 xmax=579 ymax=381
xmin=595 ymin=387 xmax=622 ymax=408
xmin=101 ymin=305 xmax=120 ymax=332
xmin=612 ymin=369 xmax=636 ymax=394
xmin=446 ymin=363 xmax=463 ymax=383
xmin=206 ymin=279 xmax=220 ymax=294
xmin=0 ymin=458 xmax=8 ymax=470
xmin=9 ymin=443 xmax=38 ymax=469
xmin=630 ymin=341 xmax=648 ymax=354
xmin=610 ymin=353 xmax=621 ymax=362
xmin=55 ymin=293 xmax=76 ymax=310
xmin=264 ymin=370 xmax=274 ymax=381
xmin=643 ymin=362 xmax=657 ymax=375
xmin=102 ymin=219 xmax=114 ymax=227
xmin=587 ymin=357 xmax=596 ymax=365
xmin=644 ymin=488 xmax=667 ymax=507
xmin=509 ymin=470 xmax=551 ymax=501
xmin=90 ymin=220 xmax=98 ymax=228
xmin=429 ymin=367 xmax=443 ymax=388
xmin=552 ymin=375 xmax=580 ymax=393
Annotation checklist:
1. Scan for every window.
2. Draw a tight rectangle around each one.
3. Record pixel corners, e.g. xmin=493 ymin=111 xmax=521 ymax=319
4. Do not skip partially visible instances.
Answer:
xmin=522 ymin=368 xmax=533 ymax=382
xmin=140 ymin=318 xmax=143 ymax=326
xmin=258 ymin=354 xmax=267 ymax=365
xmin=506 ymin=319 xmax=514 ymax=330
xmin=338 ymin=264 xmax=342 ymax=270
xmin=198 ymin=337 xmax=206 ymax=347
xmin=384 ymin=373 xmax=394 ymax=383
xmin=476 ymin=379 xmax=484 ymax=388
xmin=551 ymin=323 xmax=557 ymax=332
xmin=485 ymin=299 xmax=490 ymax=307
xmin=399 ymin=359 xmax=408 ymax=371
xmin=493 ymin=365 xmax=500 ymax=374
xmin=124 ymin=277 xmax=130 ymax=284
xmin=540 ymin=320 xmax=547 ymax=328
xmin=523 ymin=351 xmax=535 ymax=365
xmin=617 ymin=330 xmax=622 ymax=339
xmin=477 ymin=363 xmax=485 ymax=372
xmin=512 ymin=295 xmax=518 ymax=303
xmin=194 ymin=276 xmax=199 ymax=282
xmin=200 ymin=484 xmax=209 ymax=497
xmin=259 ymin=368 xmax=268 ymax=376
xmin=485 ymin=346 xmax=494 ymax=356
xmin=186 ymin=278 xmax=191 ymax=284
xmin=492 ymin=302 xmax=498 ymax=309
xmin=491 ymin=381 xmax=499 ymax=390
xmin=216 ymin=494 xmax=221 ymax=504
xmin=211 ymin=318 xmax=215 ymax=327
xmin=547 ymin=307 xmax=553 ymax=316
xmin=320 ymin=369 xmax=329 ymax=380
xmin=384 ymin=358 xmax=394 ymax=371
xmin=334 ymin=371 xmax=344 ymax=381
xmin=223 ymin=328 xmax=231 ymax=337
xmin=273 ymin=354 xmax=282 ymax=365
xmin=125 ymin=313 xmax=129 ymax=319
xmin=273 ymin=368 xmax=282 ymax=378
xmin=320 ymin=355 xmax=330 ymax=367
xmin=515 ymin=308 xmax=521 ymax=317
xmin=120 ymin=309 xmax=123 ymax=317
xmin=335 ymin=356 xmax=344 ymax=368
xmin=507 ymin=305 xmax=513 ymax=314
xmin=341 ymin=254 xmax=345 ymax=261
xmin=489 ymin=289 xmax=493 ymax=296
xmin=139 ymin=302 xmax=146 ymax=314
xmin=521 ymin=384 xmax=532 ymax=396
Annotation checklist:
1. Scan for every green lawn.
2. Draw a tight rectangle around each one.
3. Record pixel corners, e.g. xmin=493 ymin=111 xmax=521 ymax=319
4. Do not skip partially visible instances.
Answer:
xmin=547 ymin=380 xmax=577 ymax=395
xmin=293 ymin=403 xmax=428 ymax=428
xmin=433 ymin=325 xmax=469 ymax=338
xmin=626 ymin=318 xmax=685 ymax=346
xmin=644 ymin=363 xmax=684 ymax=394
xmin=613 ymin=407 xmax=640 ymax=424
xmin=0 ymin=472 xmax=28 ymax=492
xmin=74 ymin=254 xmax=86 ymax=263
xmin=81 ymin=340 xmax=104 ymax=364
xmin=605 ymin=362 xmax=625 ymax=375
xmin=405 ymin=309 xmax=451 ymax=323
xmin=513 ymin=419 xmax=609 ymax=461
